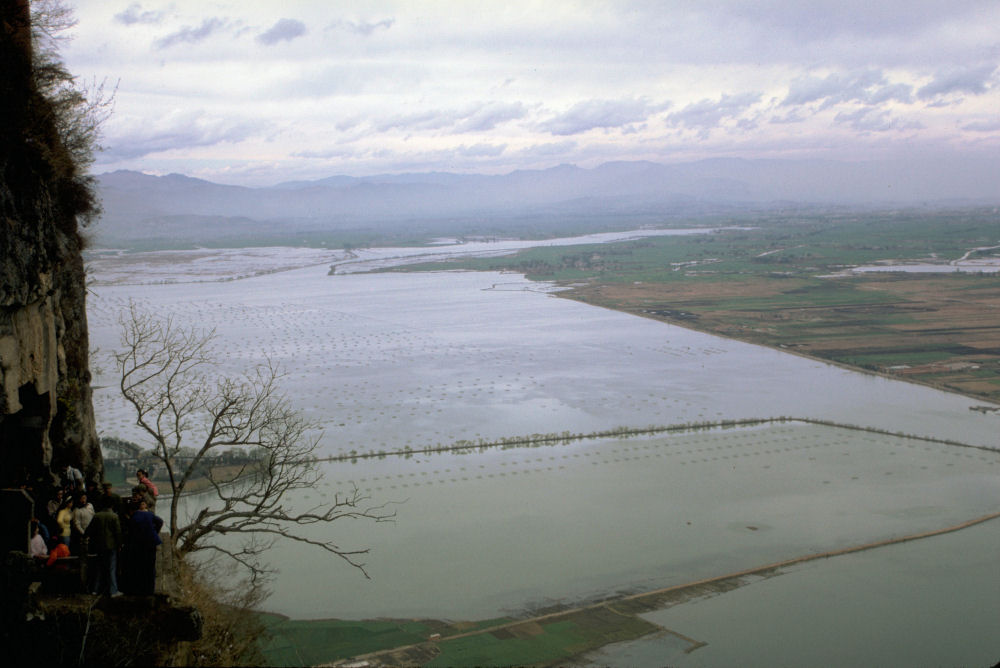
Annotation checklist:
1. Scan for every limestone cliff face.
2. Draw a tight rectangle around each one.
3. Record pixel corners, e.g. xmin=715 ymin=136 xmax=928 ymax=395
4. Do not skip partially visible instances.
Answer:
xmin=1 ymin=0 xmax=101 ymax=487
xmin=0 ymin=9 xmax=203 ymax=666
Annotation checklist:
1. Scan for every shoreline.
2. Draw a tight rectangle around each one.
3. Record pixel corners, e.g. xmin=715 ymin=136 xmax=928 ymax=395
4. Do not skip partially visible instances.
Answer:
xmin=556 ymin=284 xmax=1000 ymax=409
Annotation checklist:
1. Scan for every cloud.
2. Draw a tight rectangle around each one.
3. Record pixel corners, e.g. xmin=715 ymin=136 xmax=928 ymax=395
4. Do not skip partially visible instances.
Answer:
xmin=372 ymin=103 xmax=526 ymax=135
xmin=455 ymin=143 xmax=507 ymax=157
xmin=833 ymin=107 xmax=924 ymax=133
xmin=782 ymin=70 xmax=913 ymax=108
xmin=292 ymin=146 xmax=356 ymax=160
xmin=73 ymin=2 xmax=1000 ymax=182
xmin=740 ymin=2 xmax=1000 ymax=42
xmin=114 ymin=3 xmax=163 ymax=26
xmin=667 ymin=92 xmax=761 ymax=134
xmin=770 ymin=110 xmax=807 ymax=124
xmin=103 ymin=111 xmax=265 ymax=160
xmin=154 ymin=18 xmax=228 ymax=49
xmin=327 ymin=18 xmax=395 ymax=36
xmin=537 ymin=99 xmax=662 ymax=136
xmin=374 ymin=111 xmax=454 ymax=134
xmin=925 ymin=98 xmax=962 ymax=108
xmin=335 ymin=118 xmax=363 ymax=133
xmin=517 ymin=141 xmax=578 ymax=157
xmin=917 ymin=64 xmax=997 ymax=100
xmin=783 ymin=71 xmax=879 ymax=106
xmin=257 ymin=18 xmax=307 ymax=45
xmin=865 ymin=83 xmax=914 ymax=105
xmin=834 ymin=108 xmax=892 ymax=132
xmin=961 ymin=119 xmax=1000 ymax=132
xmin=452 ymin=103 xmax=526 ymax=133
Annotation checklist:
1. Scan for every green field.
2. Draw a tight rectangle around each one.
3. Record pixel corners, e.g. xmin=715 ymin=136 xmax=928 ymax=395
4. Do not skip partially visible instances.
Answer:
xmin=261 ymin=615 xmax=525 ymax=667
xmin=261 ymin=618 xmax=433 ymax=666
xmin=259 ymin=608 xmax=659 ymax=667
xmin=393 ymin=207 xmax=998 ymax=282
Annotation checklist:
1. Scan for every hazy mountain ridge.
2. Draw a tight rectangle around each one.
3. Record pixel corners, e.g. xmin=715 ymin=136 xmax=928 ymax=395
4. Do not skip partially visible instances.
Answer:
xmin=93 ymin=158 xmax=1000 ymax=249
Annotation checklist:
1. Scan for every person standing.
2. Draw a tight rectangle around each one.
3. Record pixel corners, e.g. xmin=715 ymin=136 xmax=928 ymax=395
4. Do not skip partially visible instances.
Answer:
xmin=125 ymin=500 xmax=162 ymax=595
xmin=136 ymin=469 xmax=158 ymax=511
xmin=60 ymin=464 xmax=84 ymax=493
xmin=46 ymin=488 xmax=64 ymax=526
xmin=55 ymin=498 xmax=73 ymax=546
xmin=99 ymin=481 xmax=123 ymax=517
xmin=136 ymin=469 xmax=158 ymax=497
xmin=86 ymin=505 xmax=122 ymax=597
xmin=71 ymin=493 xmax=95 ymax=553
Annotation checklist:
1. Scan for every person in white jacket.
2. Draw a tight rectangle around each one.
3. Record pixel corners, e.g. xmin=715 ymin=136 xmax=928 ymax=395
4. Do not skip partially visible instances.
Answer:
xmin=30 ymin=522 xmax=48 ymax=559
xmin=72 ymin=493 xmax=95 ymax=552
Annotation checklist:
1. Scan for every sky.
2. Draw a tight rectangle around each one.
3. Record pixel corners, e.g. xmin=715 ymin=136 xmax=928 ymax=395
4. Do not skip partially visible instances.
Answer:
xmin=59 ymin=1 xmax=1000 ymax=186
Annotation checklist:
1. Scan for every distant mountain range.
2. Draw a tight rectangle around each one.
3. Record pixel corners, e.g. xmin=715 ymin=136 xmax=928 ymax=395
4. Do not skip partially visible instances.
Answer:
xmin=92 ymin=158 xmax=1000 ymax=249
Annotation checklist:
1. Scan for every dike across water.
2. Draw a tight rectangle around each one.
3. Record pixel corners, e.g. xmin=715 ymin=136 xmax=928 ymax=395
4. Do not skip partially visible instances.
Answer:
xmin=338 ymin=509 xmax=1000 ymax=666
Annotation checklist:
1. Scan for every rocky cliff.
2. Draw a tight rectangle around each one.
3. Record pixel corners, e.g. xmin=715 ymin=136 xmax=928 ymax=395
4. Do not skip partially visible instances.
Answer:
xmin=1 ymin=0 xmax=101 ymax=489
xmin=0 ymin=7 xmax=210 ymax=665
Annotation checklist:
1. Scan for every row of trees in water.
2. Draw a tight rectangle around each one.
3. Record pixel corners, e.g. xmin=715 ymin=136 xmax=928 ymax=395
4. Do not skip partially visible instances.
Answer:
xmin=320 ymin=414 xmax=990 ymax=464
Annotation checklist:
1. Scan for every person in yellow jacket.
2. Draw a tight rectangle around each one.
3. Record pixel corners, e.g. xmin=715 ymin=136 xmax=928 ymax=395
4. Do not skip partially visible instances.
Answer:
xmin=56 ymin=498 xmax=73 ymax=546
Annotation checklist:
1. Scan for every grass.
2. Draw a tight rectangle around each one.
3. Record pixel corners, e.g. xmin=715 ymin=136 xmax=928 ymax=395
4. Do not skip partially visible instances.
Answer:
xmin=839 ymin=350 xmax=958 ymax=366
xmin=260 ymin=609 xmax=661 ymax=667
xmin=261 ymin=618 xmax=433 ymax=666
xmin=428 ymin=609 xmax=660 ymax=668
xmin=425 ymin=621 xmax=591 ymax=667
xmin=260 ymin=615 xmax=522 ymax=666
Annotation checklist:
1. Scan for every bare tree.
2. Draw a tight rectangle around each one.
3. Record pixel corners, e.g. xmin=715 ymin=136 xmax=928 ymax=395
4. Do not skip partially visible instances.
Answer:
xmin=115 ymin=302 xmax=394 ymax=584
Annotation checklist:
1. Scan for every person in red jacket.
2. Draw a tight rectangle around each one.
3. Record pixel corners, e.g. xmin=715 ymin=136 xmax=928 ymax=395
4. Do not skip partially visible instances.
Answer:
xmin=136 ymin=469 xmax=158 ymax=498
xmin=46 ymin=540 xmax=70 ymax=568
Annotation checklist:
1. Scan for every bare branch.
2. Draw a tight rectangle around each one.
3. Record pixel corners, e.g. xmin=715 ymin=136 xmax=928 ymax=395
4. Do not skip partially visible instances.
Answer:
xmin=115 ymin=304 xmax=394 ymax=586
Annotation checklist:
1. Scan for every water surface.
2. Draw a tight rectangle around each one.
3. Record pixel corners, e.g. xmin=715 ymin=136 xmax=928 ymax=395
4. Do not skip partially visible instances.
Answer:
xmin=85 ymin=245 xmax=999 ymax=650
xmin=88 ymin=261 xmax=999 ymax=456
xmin=581 ymin=519 xmax=1000 ymax=668
xmin=176 ymin=423 xmax=999 ymax=620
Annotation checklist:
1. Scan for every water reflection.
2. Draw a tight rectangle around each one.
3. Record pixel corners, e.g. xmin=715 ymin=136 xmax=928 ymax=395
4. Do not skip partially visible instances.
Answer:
xmin=176 ymin=423 xmax=999 ymax=620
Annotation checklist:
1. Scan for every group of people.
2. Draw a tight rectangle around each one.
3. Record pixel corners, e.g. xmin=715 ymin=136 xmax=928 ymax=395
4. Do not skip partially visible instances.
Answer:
xmin=30 ymin=467 xmax=163 ymax=597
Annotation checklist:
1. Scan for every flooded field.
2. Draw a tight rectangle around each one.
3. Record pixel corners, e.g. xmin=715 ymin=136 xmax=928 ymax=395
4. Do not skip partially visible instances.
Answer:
xmin=177 ymin=422 xmax=998 ymax=621
xmin=87 ymin=249 xmax=998 ymax=455
xmin=849 ymin=262 xmax=1000 ymax=274
xmin=85 ymin=242 xmax=999 ymax=664
xmin=581 ymin=518 xmax=1000 ymax=668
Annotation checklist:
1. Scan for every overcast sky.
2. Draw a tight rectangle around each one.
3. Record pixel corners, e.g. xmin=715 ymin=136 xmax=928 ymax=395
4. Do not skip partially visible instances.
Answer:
xmin=61 ymin=1 xmax=1000 ymax=186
